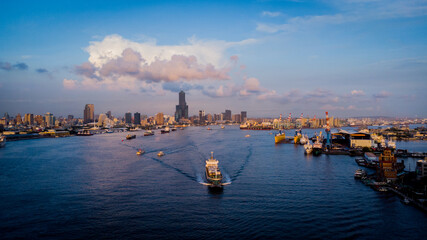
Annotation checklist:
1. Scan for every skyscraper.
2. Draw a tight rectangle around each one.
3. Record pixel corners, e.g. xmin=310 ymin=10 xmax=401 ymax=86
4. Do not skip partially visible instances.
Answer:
xmin=125 ymin=112 xmax=132 ymax=124
xmin=155 ymin=112 xmax=164 ymax=125
xmin=241 ymin=111 xmax=247 ymax=122
xmin=224 ymin=110 xmax=231 ymax=121
xmin=44 ymin=112 xmax=54 ymax=127
xmin=84 ymin=104 xmax=94 ymax=124
xmin=199 ymin=110 xmax=205 ymax=124
xmin=24 ymin=113 xmax=34 ymax=125
xmin=175 ymin=91 xmax=188 ymax=122
xmin=134 ymin=112 xmax=141 ymax=125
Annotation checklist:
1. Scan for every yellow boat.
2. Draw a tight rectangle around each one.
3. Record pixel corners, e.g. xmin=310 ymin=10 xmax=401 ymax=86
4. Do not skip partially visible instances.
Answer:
xmin=275 ymin=131 xmax=286 ymax=143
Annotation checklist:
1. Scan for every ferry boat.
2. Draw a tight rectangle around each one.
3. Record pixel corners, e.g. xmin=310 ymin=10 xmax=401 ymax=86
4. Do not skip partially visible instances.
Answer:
xmin=274 ymin=130 xmax=286 ymax=144
xmin=126 ymin=134 xmax=136 ymax=140
xmin=0 ymin=135 xmax=6 ymax=148
xmin=136 ymin=149 xmax=145 ymax=155
xmin=144 ymin=130 xmax=154 ymax=136
xmin=354 ymin=169 xmax=367 ymax=179
xmin=205 ymin=152 xmax=222 ymax=187
xmin=157 ymin=151 xmax=165 ymax=157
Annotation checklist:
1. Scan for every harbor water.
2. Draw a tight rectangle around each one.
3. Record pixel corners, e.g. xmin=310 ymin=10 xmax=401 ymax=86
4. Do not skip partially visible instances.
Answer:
xmin=1 ymin=126 xmax=426 ymax=239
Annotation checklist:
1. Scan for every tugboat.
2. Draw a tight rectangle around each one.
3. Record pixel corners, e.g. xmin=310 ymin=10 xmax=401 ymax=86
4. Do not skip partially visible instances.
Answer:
xmin=136 ymin=149 xmax=145 ymax=155
xmin=275 ymin=130 xmax=286 ymax=144
xmin=0 ymin=135 xmax=6 ymax=148
xmin=205 ymin=152 xmax=223 ymax=187
xmin=126 ymin=134 xmax=136 ymax=140
xmin=157 ymin=151 xmax=165 ymax=157
xmin=312 ymin=132 xmax=323 ymax=156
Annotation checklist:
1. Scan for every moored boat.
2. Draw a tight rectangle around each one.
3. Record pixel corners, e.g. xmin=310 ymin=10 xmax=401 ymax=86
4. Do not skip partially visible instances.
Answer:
xmin=304 ymin=143 xmax=313 ymax=154
xmin=205 ymin=152 xmax=223 ymax=187
xmin=0 ymin=135 xmax=6 ymax=148
xmin=275 ymin=130 xmax=286 ymax=144
xmin=354 ymin=169 xmax=367 ymax=179
xmin=76 ymin=130 xmax=93 ymax=136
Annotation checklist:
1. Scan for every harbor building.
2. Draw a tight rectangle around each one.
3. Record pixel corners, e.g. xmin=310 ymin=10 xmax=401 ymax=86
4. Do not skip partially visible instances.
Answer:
xmin=134 ymin=112 xmax=141 ymax=125
xmin=175 ymin=91 xmax=188 ymax=122
xmin=349 ymin=133 xmax=373 ymax=148
xmin=84 ymin=104 xmax=94 ymax=124
xmin=416 ymin=157 xmax=427 ymax=180
xmin=378 ymin=149 xmax=403 ymax=182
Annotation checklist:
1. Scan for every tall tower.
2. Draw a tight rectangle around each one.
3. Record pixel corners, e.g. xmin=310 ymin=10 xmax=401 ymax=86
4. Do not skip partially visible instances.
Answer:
xmin=84 ymin=104 xmax=94 ymax=124
xmin=175 ymin=91 xmax=188 ymax=122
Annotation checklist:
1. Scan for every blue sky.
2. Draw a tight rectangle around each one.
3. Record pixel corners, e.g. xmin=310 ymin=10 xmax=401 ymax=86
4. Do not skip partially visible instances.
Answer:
xmin=1 ymin=0 xmax=426 ymax=118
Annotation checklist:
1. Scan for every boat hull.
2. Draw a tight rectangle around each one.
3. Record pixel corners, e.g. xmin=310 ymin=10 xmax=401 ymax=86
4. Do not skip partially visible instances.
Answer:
xmin=275 ymin=133 xmax=286 ymax=143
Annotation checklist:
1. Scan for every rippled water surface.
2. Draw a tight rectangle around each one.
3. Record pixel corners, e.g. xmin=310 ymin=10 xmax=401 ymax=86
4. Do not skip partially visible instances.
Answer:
xmin=1 ymin=126 xmax=426 ymax=239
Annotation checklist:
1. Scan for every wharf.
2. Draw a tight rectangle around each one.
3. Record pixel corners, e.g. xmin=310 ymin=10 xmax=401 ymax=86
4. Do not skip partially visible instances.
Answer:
xmin=385 ymin=187 xmax=427 ymax=213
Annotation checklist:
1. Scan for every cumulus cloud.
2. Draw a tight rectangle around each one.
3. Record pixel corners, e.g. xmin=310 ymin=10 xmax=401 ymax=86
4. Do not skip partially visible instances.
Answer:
xmin=66 ymin=34 xmax=257 ymax=92
xmin=0 ymin=61 xmax=28 ymax=71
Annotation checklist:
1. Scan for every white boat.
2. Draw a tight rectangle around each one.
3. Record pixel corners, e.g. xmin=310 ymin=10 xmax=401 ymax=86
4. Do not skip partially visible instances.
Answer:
xmin=304 ymin=143 xmax=313 ymax=154
xmin=245 ymin=134 xmax=251 ymax=138
xmin=354 ymin=169 xmax=367 ymax=179
xmin=300 ymin=135 xmax=308 ymax=145
xmin=387 ymin=139 xmax=396 ymax=149
xmin=0 ymin=135 xmax=6 ymax=148
xmin=205 ymin=152 xmax=222 ymax=187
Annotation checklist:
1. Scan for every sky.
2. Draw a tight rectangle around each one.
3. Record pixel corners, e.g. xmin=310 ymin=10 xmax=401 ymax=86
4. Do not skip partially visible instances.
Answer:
xmin=1 ymin=0 xmax=426 ymax=118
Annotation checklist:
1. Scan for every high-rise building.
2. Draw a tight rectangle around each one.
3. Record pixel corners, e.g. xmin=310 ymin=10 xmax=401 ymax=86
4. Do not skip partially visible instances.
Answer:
xmin=156 ymin=112 xmax=164 ymax=125
xmin=84 ymin=104 xmax=94 ymax=124
xmin=16 ymin=113 xmax=22 ymax=125
xmin=34 ymin=115 xmax=44 ymax=125
xmin=207 ymin=114 xmax=213 ymax=123
xmin=241 ymin=111 xmax=247 ymax=122
xmin=24 ymin=113 xmax=34 ymax=125
xmin=199 ymin=110 xmax=205 ymax=124
xmin=106 ymin=111 xmax=112 ymax=119
xmin=232 ymin=114 xmax=241 ymax=122
xmin=223 ymin=110 xmax=231 ymax=121
xmin=125 ymin=112 xmax=132 ymax=124
xmin=134 ymin=112 xmax=141 ymax=125
xmin=175 ymin=91 xmax=189 ymax=122
xmin=44 ymin=112 xmax=54 ymax=127
xmin=67 ymin=115 xmax=74 ymax=121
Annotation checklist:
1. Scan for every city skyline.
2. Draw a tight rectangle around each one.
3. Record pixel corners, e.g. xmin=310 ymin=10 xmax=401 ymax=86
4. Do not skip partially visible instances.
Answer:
xmin=1 ymin=1 xmax=427 ymax=118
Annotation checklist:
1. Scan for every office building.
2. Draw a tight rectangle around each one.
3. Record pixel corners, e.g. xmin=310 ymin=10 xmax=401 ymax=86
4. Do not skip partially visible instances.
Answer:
xmin=223 ymin=110 xmax=231 ymax=121
xmin=84 ymin=104 xmax=94 ymax=124
xmin=125 ymin=112 xmax=132 ymax=124
xmin=199 ymin=110 xmax=205 ymax=124
xmin=241 ymin=111 xmax=247 ymax=122
xmin=156 ymin=112 xmax=164 ymax=125
xmin=134 ymin=112 xmax=141 ymax=125
xmin=24 ymin=113 xmax=34 ymax=125
xmin=44 ymin=112 xmax=54 ymax=127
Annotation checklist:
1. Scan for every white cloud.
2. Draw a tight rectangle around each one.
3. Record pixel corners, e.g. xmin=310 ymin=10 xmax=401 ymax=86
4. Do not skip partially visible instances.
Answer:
xmin=262 ymin=11 xmax=282 ymax=17
xmin=63 ymin=79 xmax=78 ymax=90
xmin=351 ymin=90 xmax=365 ymax=96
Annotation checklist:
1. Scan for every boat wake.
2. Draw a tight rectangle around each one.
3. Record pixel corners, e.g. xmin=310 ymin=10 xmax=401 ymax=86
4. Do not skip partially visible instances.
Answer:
xmin=230 ymin=144 xmax=253 ymax=182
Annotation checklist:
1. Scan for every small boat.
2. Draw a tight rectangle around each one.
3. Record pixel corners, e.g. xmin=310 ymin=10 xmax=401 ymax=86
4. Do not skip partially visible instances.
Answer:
xmin=221 ymin=125 xmax=225 ymax=129
xmin=126 ymin=134 xmax=136 ymax=140
xmin=299 ymin=135 xmax=308 ymax=145
xmin=161 ymin=127 xmax=170 ymax=134
xmin=143 ymin=130 xmax=154 ymax=136
xmin=207 ymin=127 xmax=212 ymax=130
xmin=245 ymin=134 xmax=251 ymax=138
xmin=0 ymin=135 xmax=6 ymax=148
xmin=171 ymin=128 xmax=177 ymax=131
xmin=157 ymin=151 xmax=165 ymax=157
xmin=136 ymin=149 xmax=145 ymax=155
xmin=354 ymin=169 xmax=367 ymax=179
xmin=355 ymin=157 xmax=368 ymax=167
xmin=402 ymin=198 xmax=411 ymax=205
xmin=180 ymin=127 xmax=184 ymax=130
xmin=275 ymin=130 xmax=286 ymax=143
xmin=205 ymin=152 xmax=222 ymax=187
xmin=304 ymin=143 xmax=313 ymax=154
